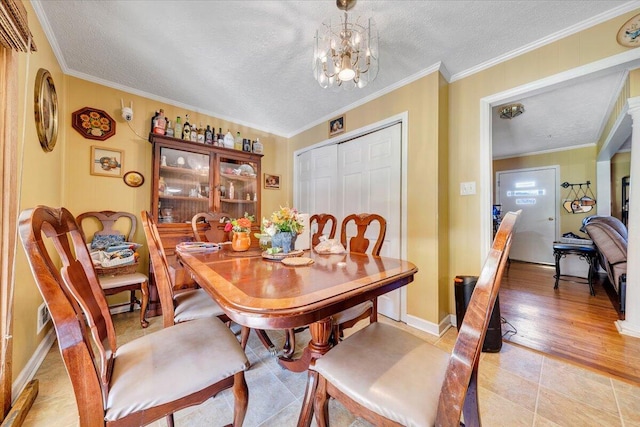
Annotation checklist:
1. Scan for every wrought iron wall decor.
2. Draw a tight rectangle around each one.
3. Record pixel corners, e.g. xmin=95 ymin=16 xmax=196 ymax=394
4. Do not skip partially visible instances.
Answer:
xmin=561 ymin=181 xmax=596 ymax=214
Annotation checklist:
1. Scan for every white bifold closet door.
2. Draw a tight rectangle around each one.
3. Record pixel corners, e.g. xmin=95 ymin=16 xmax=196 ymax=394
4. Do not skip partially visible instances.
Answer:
xmin=296 ymin=123 xmax=402 ymax=319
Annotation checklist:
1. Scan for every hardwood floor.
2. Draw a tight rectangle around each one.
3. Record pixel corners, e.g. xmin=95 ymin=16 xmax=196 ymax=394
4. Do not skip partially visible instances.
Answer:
xmin=499 ymin=260 xmax=640 ymax=384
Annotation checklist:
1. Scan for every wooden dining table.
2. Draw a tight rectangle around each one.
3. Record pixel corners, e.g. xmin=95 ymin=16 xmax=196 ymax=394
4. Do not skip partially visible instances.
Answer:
xmin=176 ymin=247 xmax=418 ymax=372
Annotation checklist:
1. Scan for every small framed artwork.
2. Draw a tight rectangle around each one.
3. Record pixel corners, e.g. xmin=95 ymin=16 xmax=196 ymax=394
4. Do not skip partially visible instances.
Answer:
xmin=123 ymin=171 xmax=144 ymax=187
xmin=91 ymin=146 xmax=123 ymax=177
xmin=329 ymin=115 xmax=345 ymax=137
xmin=72 ymin=107 xmax=116 ymax=141
xmin=264 ymin=173 xmax=281 ymax=190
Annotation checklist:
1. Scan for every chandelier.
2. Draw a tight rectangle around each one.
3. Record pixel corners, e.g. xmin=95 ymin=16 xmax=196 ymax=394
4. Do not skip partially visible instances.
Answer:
xmin=313 ymin=0 xmax=379 ymax=90
xmin=498 ymin=103 xmax=525 ymax=119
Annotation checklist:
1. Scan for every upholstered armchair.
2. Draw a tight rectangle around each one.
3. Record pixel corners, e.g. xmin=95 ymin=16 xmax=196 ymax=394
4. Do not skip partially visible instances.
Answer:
xmin=583 ymin=216 xmax=627 ymax=314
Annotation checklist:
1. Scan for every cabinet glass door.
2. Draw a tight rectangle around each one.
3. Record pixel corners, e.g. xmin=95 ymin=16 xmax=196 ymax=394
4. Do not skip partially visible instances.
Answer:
xmin=219 ymin=157 xmax=258 ymax=221
xmin=158 ymin=147 xmax=210 ymax=223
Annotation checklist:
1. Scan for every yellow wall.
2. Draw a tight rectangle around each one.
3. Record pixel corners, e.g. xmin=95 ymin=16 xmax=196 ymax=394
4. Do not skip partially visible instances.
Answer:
xmin=448 ymin=10 xmax=636 ymax=315
xmin=13 ymin=0 xmax=66 ymax=381
xmin=288 ymin=71 xmax=449 ymax=324
xmin=11 ymin=1 xmax=289 ymax=381
xmin=11 ymin=1 xmax=638 ymax=388
xmin=493 ymin=146 xmax=597 ymax=237
xmin=62 ymin=76 xmax=288 ymax=268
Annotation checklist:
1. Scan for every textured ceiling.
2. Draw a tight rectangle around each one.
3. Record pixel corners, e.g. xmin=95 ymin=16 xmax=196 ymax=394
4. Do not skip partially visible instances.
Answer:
xmin=33 ymin=0 xmax=637 ymax=155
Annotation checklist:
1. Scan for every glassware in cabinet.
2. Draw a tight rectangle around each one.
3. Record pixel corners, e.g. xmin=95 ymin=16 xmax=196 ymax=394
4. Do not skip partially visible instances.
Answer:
xmin=157 ymin=146 xmax=210 ymax=223
xmin=219 ymin=156 xmax=258 ymax=221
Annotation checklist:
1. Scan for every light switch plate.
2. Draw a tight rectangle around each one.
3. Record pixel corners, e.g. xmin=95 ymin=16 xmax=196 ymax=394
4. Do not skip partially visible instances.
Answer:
xmin=460 ymin=181 xmax=476 ymax=195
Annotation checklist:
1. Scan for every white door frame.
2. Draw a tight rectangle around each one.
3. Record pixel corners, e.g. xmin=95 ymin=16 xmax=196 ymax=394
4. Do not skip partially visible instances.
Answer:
xmin=480 ymin=49 xmax=640 ymax=329
xmin=293 ymin=112 xmax=409 ymax=322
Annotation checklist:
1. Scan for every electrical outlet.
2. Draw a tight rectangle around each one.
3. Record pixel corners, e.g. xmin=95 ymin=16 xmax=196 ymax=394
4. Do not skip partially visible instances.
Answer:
xmin=37 ymin=302 xmax=51 ymax=334
xmin=460 ymin=181 xmax=476 ymax=196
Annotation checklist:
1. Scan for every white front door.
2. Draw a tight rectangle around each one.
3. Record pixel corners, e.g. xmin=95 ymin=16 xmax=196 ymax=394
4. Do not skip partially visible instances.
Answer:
xmin=496 ymin=166 xmax=558 ymax=264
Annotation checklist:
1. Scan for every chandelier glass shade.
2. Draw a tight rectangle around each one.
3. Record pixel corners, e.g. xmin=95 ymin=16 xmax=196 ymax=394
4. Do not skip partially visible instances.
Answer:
xmin=499 ymin=103 xmax=525 ymax=119
xmin=313 ymin=1 xmax=379 ymax=90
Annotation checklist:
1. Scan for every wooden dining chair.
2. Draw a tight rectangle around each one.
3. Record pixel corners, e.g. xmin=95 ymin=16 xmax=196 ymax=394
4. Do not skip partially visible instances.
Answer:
xmin=191 ymin=211 xmax=231 ymax=243
xmin=19 ymin=206 xmax=249 ymax=427
xmin=76 ymin=210 xmax=149 ymax=328
xmin=283 ymin=213 xmax=386 ymax=359
xmin=332 ymin=213 xmax=387 ymax=341
xmin=283 ymin=213 xmax=339 ymax=357
xmin=142 ymin=210 xmax=234 ymax=329
xmin=310 ymin=213 xmax=337 ymax=247
xmin=298 ymin=210 xmax=519 ymax=427
xmin=189 ymin=212 xmax=278 ymax=355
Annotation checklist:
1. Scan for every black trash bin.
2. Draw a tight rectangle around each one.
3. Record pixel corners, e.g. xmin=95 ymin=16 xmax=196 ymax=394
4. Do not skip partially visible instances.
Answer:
xmin=454 ymin=275 xmax=502 ymax=352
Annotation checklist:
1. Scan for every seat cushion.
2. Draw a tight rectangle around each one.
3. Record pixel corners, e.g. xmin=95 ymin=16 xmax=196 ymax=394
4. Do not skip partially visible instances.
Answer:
xmin=312 ymin=322 xmax=449 ymax=426
xmin=106 ymin=317 xmax=249 ymax=421
xmin=332 ymin=301 xmax=373 ymax=325
xmin=174 ymin=288 xmax=225 ymax=322
xmin=98 ymin=272 xmax=147 ymax=290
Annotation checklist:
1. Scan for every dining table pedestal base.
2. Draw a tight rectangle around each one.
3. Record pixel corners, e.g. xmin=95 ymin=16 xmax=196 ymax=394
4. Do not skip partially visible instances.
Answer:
xmin=278 ymin=317 xmax=333 ymax=372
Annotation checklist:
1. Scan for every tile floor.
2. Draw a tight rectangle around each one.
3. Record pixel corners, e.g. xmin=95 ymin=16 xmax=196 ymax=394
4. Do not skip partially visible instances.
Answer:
xmin=21 ymin=311 xmax=640 ymax=426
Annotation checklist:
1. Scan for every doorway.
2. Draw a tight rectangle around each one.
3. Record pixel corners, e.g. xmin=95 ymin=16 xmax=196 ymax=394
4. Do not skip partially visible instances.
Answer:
xmin=496 ymin=166 xmax=559 ymax=264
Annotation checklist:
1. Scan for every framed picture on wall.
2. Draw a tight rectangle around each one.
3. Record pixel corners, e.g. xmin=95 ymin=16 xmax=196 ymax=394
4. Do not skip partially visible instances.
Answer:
xmin=329 ymin=115 xmax=345 ymax=137
xmin=91 ymin=146 xmax=123 ymax=177
xmin=264 ymin=173 xmax=280 ymax=190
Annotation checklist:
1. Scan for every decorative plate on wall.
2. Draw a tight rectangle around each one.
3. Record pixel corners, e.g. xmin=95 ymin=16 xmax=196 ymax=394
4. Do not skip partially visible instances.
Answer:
xmin=72 ymin=107 xmax=116 ymax=140
xmin=123 ymin=171 xmax=144 ymax=188
xmin=617 ymin=13 xmax=640 ymax=47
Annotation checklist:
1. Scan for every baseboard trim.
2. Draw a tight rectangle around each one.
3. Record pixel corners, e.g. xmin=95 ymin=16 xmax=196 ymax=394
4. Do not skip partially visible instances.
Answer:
xmin=11 ymin=329 xmax=55 ymax=405
xmin=405 ymin=313 xmax=453 ymax=337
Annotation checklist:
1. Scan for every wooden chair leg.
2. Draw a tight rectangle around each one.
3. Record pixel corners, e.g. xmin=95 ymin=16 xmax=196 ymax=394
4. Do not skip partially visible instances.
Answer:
xmin=283 ymin=328 xmax=296 ymax=358
xmin=129 ymin=290 xmax=136 ymax=312
xmin=255 ymin=329 xmax=277 ymax=355
xmin=314 ymin=375 xmax=330 ymax=427
xmin=139 ymin=281 xmax=149 ymax=328
xmin=297 ymin=370 xmax=319 ymax=427
xmin=240 ymin=326 xmax=250 ymax=350
xmin=232 ymin=371 xmax=249 ymax=427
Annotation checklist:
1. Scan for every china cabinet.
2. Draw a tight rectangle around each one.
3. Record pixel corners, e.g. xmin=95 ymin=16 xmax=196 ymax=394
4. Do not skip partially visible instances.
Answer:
xmin=148 ymin=133 xmax=262 ymax=314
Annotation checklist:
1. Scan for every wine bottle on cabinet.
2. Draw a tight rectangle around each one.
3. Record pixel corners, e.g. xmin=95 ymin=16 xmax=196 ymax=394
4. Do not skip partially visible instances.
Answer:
xmin=197 ymin=123 xmax=205 ymax=143
xmin=165 ymin=120 xmax=174 ymax=137
xmin=224 ymin=129 xmax=235 ymax=149
xmin=205 ymin=125 xmax=213 ymax=144
xmin=182 ymin=115 xmax=191 ymax=140
xmin=253 ymin=138 xmax=263 ymax=154
xmin=174 ymin=116 xmax=183 ymax=139
xmin=150 ymin=111 xmax=159 ymax=134
xmin=235 ymin=132 xmax=242 ymax=150
xmin=152 ymin=109 xmax=167 ymax=135
xmin=190 ymin=122 xmax=198 ymax=142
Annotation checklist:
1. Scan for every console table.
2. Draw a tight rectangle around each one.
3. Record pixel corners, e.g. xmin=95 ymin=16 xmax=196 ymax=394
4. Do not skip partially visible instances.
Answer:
xmin=553 ymin=242 xmax=598 ymax=296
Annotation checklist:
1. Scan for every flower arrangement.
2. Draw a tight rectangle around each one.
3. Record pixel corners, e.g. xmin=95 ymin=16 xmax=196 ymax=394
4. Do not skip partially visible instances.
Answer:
xmin=224 ymin=212 xmax=255 ymax=233
xmin=262 ymin=206 xmax=304 ymax=235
